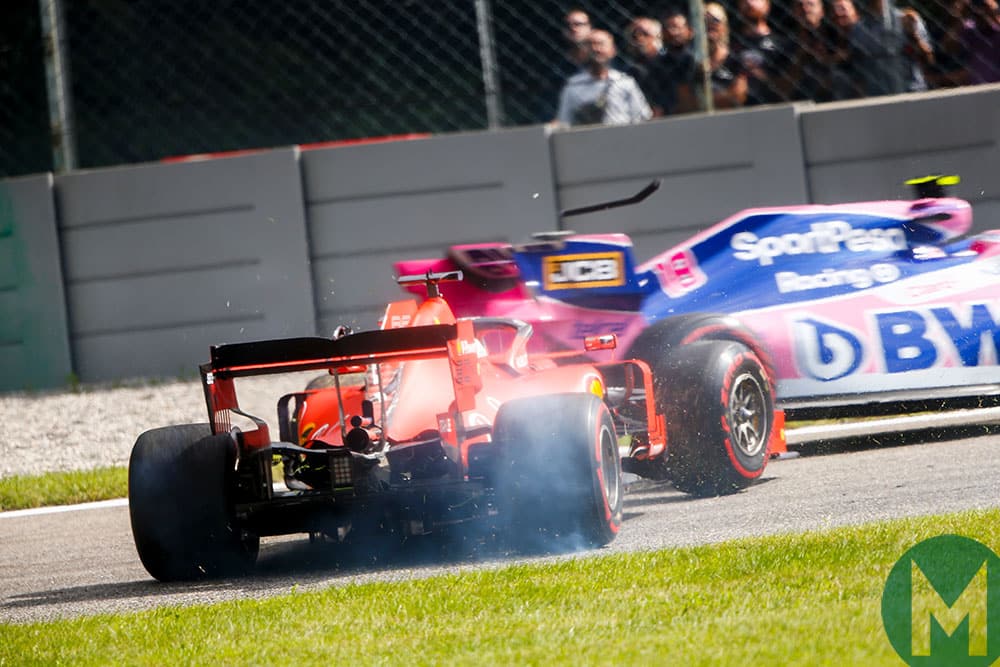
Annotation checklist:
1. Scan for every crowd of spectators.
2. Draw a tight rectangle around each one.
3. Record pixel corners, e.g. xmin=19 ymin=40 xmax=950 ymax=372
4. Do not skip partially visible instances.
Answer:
xmin=551 ymin=0 xmax=1000 ymax=127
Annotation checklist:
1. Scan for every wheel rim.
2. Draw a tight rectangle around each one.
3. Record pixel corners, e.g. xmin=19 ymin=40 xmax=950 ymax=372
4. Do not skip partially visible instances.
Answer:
xmin=729 ymin=372 xmax=768 ymax=458
xmin=599 ymin=425 xmax=621 ymax=511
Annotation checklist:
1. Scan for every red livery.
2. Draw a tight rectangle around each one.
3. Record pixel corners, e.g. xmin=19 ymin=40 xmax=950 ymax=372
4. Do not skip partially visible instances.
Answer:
xmin=128 ymin=271 xmax=783 ymax=581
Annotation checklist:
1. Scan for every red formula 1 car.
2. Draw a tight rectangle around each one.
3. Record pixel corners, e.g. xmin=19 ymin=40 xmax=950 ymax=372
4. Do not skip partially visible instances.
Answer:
xmin=128 ymin=271 xmax=784 ymax=581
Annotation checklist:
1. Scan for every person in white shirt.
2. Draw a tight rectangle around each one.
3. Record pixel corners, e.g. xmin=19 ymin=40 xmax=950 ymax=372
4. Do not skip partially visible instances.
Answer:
xmin=555 ymin=29 xmax=653 ymax=127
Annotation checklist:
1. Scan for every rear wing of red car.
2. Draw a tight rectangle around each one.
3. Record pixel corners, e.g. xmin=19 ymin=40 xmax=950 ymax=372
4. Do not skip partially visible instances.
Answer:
xmin=200 ymin=320 xmax=483 ymax=446
xmin=202 ymin=325 xmax=458 ymax=379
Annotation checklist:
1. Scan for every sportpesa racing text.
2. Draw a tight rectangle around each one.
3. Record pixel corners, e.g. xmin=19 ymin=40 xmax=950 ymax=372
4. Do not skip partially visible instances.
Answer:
xmin=730 ymin=221 xmax=908 ymax=266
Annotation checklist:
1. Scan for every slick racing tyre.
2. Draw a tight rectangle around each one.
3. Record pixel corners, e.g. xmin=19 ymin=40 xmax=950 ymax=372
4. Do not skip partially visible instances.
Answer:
xmin=653 ymin=340 xmax=772 ymax=496
xmin=625 ymin=313 xmax=775 ymax=482
xmin=494 ymin=393 xmax=623 ymax=550
xmin=129 ymin=424 xmax=259 ymax=581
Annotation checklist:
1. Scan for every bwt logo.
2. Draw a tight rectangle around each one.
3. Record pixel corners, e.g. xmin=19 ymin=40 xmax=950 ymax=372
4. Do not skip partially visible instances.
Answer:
xmin=543 ymin=252 xmax=624 ymax=290
xmin=882 ymin=535 xmax=1000 ymax=665
xmin=793 ymin=317 xmax=864 ymax=381
xmin=794 ymin=303 xmax=1000 ymax=381
xmin=875 ymin=304 xmax=1000 ymax=373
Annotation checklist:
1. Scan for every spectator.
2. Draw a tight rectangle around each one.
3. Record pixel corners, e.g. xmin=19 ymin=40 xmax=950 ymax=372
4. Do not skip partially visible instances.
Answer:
xmin=786 ymin=0 xmax=835 ymax=101
xmin=858 ymin=0 xmax=934 ymax=94
xmin=828 ymin=0 xmax=867 ymax=98
xmin=732 ymin=0 xmax=792 ymax=105
xmin=896 ymin=5 xmax=936 ymax=91
xmin=675 ymin=3 xmax=748 ymax=112
xmin=562 ymin=8 xmax=593 ymax=70
xmin=962 ymin=0 xmax=1000 ymax=83
xmin=555 ymin=29 xmax=653 ymax=127
xmin=655 ymin=9 xmax=697 ymax=114
xmin=927 ymin=0 xmax=972 ymax=88
xmin=623 ymin=16 xmax=670 ymax=115
xmin=826 ymin=0 xmax=929 ymax=97
xmin=536 ymin=9 xmax=594 ymax=125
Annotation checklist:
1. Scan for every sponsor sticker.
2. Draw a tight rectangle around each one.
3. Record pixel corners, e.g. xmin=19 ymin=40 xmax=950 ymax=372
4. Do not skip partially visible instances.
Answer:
xmin=792 ymin=302 xmax=1000 ymax=381
xmin=731 ymin=220 xmax=908 ymax=266
xmin=793 ymin=316 xmax=865 ymax=381
xmin=543 ymin=252 xmax=625 ymax=290
xmin=657 ymin=249 xmax=708 ymax=296
xmin=775 ymin=263 xmax=901 ymax=293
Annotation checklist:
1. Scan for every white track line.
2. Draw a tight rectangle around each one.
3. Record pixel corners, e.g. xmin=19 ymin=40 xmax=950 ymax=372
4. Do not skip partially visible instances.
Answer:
xmin=0 ymin=497 xmax=128 ymax=520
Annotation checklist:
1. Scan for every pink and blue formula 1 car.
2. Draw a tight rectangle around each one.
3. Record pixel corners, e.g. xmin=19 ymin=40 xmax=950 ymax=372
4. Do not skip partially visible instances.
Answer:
xmin=396 ymin=177 xmax=1000 ymax=421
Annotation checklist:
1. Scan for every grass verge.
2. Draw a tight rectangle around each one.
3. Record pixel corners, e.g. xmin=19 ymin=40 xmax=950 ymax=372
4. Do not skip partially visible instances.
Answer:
xmin=2 ymin=508 xmax=997 ymax=665
xmin=0 ymin=467 xmax=128 ymax=511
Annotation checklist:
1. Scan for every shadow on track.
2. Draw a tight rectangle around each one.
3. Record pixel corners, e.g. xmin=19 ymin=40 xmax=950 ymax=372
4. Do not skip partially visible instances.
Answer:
xmin=2 ymin=528 xmax=596 ymax=616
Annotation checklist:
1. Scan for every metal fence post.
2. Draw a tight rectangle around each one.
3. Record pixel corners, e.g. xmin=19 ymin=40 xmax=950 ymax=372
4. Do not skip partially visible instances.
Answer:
xmin=38 ymin=0 xmax=77 ymax=172
xmin=689 ymin=0 xmax=714 ymax=114
xmin=474 ymin=0 xmax=503 ymax=129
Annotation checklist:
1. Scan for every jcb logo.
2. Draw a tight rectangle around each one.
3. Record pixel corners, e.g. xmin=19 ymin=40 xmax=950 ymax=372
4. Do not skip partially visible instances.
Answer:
xmin=882 ymin=534 xmax=1000 ymax=665
xmin=543 ymin=252 xmax=624 ymax=290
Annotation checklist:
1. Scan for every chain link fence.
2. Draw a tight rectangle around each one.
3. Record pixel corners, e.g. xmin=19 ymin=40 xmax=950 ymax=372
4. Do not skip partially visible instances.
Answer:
xmin=3 ymin=0 xmax=997 ymax=179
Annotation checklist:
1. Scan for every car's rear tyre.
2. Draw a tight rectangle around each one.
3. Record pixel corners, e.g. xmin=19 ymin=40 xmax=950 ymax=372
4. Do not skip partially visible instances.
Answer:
xmin=494 ymin=393 xmax=623 ymax=550
xmin=129 ymin=424 xmax=259 ymax=581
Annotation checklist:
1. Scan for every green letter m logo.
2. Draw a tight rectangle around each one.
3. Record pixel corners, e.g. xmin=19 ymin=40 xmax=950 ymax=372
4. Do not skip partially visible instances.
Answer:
xmin=883 ymin=534 xmax=1000 ymax=666
xmin=912 ymin=559 xmax=987 ymax=656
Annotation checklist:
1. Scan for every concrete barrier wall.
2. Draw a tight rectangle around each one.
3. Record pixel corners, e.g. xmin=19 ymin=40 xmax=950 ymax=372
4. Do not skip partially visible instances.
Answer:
xmin=0 ymin=174 xmax=72 ymax=390
xmin=53 ymin=148 xmax=313 ymax=382
xmin=800 ymin=85 xmax=1000 ymax=233
xmin=1 ymin=85 xmax=998 ymax=389
xmin=301 ymin=126 xmax=558 ymax=334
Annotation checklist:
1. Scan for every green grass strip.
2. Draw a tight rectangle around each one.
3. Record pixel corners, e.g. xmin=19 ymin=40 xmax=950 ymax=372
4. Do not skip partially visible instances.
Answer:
xmin=2 ymin=508 xmax=998 ymax=665
xmin=0 ymin=467 xmax=128 ymax=511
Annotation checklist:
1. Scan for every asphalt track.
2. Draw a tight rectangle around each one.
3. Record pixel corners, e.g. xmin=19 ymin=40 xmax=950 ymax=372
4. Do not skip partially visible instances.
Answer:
xmin=2 ymin=427 xmax=999 ymax=624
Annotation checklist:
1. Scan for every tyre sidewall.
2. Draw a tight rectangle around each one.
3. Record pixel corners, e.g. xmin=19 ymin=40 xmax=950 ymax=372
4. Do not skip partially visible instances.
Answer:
xmin=661 ymin=341 xmax=773 ymax=495
xmin=494 ymin=393 xmax=622 ymax=548
xmin=586 ymin=401 xmax=623 ymax=544
xmin=129 ymin=425 xmax=254 ymax=580
xmin=715 ymin=346 xmax=772 ymax=477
